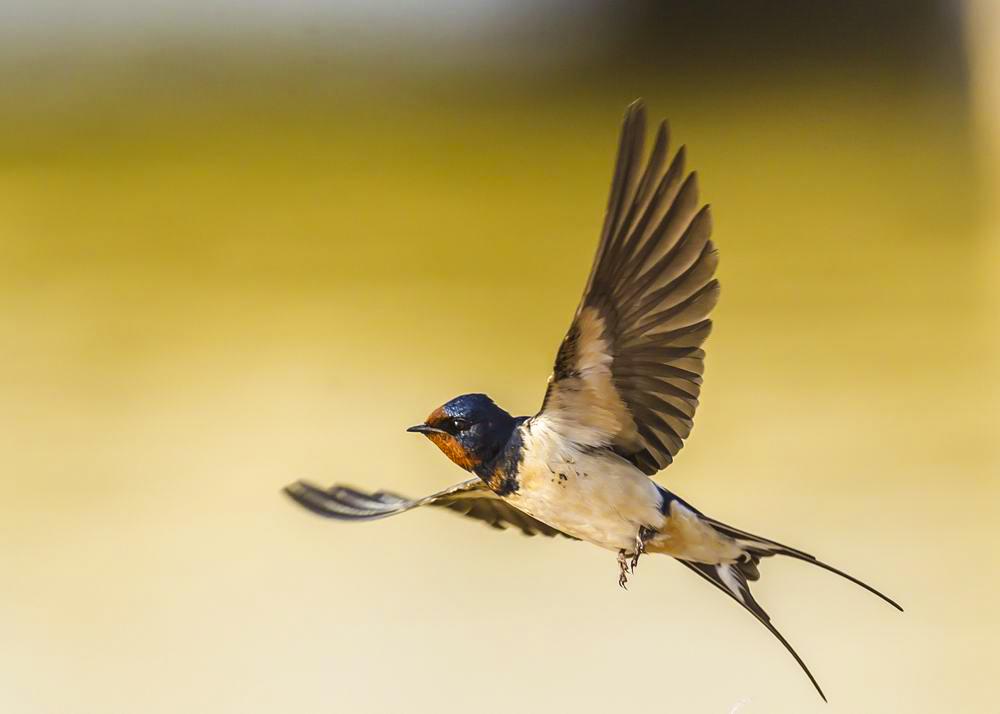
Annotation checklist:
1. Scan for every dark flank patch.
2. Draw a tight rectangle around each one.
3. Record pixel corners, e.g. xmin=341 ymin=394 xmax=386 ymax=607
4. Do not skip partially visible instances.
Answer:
xmin=656 ymin=485 xmax=680 ymax=516
xmin=655 ymin=483 xmax=702 ymax=517
xmin=474 ymin=417 xmax=527 ymax=497
xmin=659 ymin=490 xmax=675 ymax=515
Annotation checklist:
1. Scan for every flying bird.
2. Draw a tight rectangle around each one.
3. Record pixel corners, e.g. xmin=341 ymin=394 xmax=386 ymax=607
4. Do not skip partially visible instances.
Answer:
xmin=284 ymin=100 xmax=901 ymax=701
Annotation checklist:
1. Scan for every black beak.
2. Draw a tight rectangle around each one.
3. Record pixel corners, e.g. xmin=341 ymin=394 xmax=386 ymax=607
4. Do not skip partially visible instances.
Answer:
xmin=406 ymin=424 xmax=443 ymax=435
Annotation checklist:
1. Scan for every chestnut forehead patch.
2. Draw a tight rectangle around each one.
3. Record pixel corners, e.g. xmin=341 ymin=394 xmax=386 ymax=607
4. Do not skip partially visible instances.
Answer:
xmin=425 ymin=405 xmax=448 ymax=426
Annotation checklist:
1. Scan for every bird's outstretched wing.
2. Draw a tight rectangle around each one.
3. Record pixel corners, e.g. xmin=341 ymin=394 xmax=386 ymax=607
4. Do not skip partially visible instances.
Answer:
xmin=284 ymin=477 xmax=576 ymax=538
xmin=537 ymin=99 xmax=718 ymax=474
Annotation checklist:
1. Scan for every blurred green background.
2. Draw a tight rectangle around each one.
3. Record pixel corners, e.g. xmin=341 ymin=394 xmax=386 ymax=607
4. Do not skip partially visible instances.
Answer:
xmin=2 ymin=1 xmax=998 ymax=712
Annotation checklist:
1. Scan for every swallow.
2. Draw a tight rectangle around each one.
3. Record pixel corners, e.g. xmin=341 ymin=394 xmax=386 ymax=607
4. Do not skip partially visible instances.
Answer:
xmin=284 ymin=99 xmax=902 ymax=701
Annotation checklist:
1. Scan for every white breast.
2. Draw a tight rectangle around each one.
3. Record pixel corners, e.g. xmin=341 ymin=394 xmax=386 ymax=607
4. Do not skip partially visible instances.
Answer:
xmin=503 ymin=419 xmax=666 ymax=552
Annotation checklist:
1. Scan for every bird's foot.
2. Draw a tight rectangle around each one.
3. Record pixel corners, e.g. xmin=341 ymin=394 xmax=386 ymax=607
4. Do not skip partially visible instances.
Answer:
xmin=618 ymin=527 xmax=656 ymax=589
xmin=618 ymin=550 xmax=630 ymax=589
xmin=630 ymin=526 xmax=655 ymax=572
xmin=630 ymin=541 xmax=644 ymax=572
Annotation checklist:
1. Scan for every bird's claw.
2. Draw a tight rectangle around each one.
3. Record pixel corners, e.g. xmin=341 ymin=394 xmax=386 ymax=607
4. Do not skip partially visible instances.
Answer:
xmin=631 ymin=526 xmax=652 ymax=571
xmin=618 ymin=527 xmax=655 ymax=589
xmin=618 ymin=550 xmax=630 ymax=590
xmin=630 ymin=546 xmax=642 ymax=572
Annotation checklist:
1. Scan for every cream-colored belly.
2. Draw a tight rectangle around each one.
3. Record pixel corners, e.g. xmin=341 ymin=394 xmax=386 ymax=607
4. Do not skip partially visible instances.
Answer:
xmin=504 ymin=444 xmax=666 ymax=552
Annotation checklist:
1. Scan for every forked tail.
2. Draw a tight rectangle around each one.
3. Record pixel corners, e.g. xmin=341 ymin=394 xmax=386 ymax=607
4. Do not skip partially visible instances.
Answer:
xmin=678 ymin=517 xmax=902 ymax=701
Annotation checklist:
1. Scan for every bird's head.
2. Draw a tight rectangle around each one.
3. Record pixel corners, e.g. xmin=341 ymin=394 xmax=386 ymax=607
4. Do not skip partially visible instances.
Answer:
xmin=407 ymin=393 xmax=515 ymax=471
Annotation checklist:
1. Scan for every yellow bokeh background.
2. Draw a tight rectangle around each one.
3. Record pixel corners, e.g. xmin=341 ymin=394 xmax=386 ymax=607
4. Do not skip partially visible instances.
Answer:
xmin=2 ymin=4 xmax=998 ymax=713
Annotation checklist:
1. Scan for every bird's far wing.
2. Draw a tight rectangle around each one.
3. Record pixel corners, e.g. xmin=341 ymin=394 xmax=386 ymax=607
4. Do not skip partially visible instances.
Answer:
xmin=536 ymin=99 xmax=718 ymax=474
xmin=284 ymin=477 xmax=576 ymax=539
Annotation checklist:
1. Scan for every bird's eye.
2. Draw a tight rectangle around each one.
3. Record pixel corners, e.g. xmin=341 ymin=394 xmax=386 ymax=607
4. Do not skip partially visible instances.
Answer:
xmin=450 ymin=418 xmax=470 ymax=432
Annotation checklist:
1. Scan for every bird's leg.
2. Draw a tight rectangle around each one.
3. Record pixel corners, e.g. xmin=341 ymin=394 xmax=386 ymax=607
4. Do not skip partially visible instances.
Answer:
xmin=630 ymin=526 xmax=655 ymax=572
xmin=618 ymin=526 xmax=656 ymax=588
xmin=618 ymin=550 xmax=630 ymax=589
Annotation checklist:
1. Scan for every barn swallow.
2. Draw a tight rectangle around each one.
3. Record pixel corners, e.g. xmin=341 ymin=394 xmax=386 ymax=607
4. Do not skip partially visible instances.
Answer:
xmin=284 ymin=100 xmax=901 ymax=701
